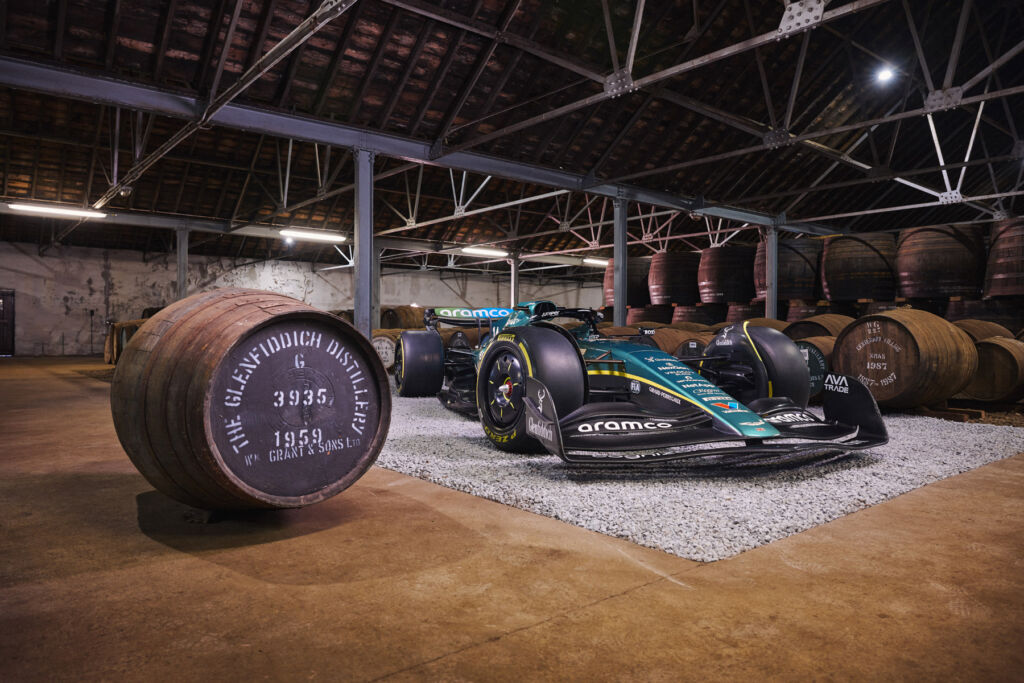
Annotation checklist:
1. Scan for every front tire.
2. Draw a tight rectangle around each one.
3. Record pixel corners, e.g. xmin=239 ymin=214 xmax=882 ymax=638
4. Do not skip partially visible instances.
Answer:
xmin=475 ymin=326 xmax=586 ymax=453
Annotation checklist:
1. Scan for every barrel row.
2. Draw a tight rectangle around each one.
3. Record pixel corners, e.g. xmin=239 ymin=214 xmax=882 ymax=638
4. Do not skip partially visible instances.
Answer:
xmin=618 ymin=308 xmax=1024 ymax=408
xmin=371 ymin=326 xmax=486 ymax=372
xmin=603 ymin=221 xmax=1024 ymax=314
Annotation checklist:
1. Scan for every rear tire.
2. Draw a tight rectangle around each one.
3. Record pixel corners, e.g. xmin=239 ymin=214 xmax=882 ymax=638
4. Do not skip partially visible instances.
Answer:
xmin=395 ymin=331 xmax=444 ymax=397
xmin=476 ymin=326 xmax=586 ymax=453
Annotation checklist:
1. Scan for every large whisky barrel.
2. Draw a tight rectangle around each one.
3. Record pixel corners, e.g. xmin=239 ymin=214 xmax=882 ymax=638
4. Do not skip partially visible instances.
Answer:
xmin=785 ymin=300 xmax=830 ymax=322
xmin=672 ymin=332 xmax=717 ymax=358
xmin=755 ymin=239 xmax=822 ymax=301
xmin=667 ymin=321 xmax=713 ymax=332
xmin=795 ymin=336 xmax=835 ymax=399
xmin=984 ymin=220 xmax=1024 ymax=298
xmin=648 ymin=328 xmax=696 ymax=355
xmin=603 ymin=258 xmax=652 ymax=307
xmin=821 ymin=233 xmax=897 ymax=302
xmin=833 ymin=309 xmax=978 ymax=408
xmin=726 ymin=302 xmax=764 ymax=322
xmin=449 ymin=327 xmax=486 ymax=349
xmin=111 ymin=288 xmax=391 ymax=510
xmin=699 ymin=246 xmax=755 ymax=303
xmin=952 ymin=319 xmax=1014 ymax=342
xmin=648 ymin=251 xmax=700 ymax=305
xmin=784 ymin=314 xmax=855 ymax=340
xmin=897 ymin=226 xmax=984 ymax=298
xmin=380 ymin=305 xmax=425 ymax=329
xmin=626 ymin=304 xmax=674 ymax=325
xmin=672 ymin=304 xmax=725 ymax=325
xmin=371 ymin=328 xmax=405 ymax=370
xmin=961 ymin=337 xmax=1024 ymax=402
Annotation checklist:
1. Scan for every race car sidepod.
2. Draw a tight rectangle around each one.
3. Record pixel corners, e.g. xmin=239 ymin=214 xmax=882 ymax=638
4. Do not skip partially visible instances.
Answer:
xmin=522 ymin=374 xmax=888 ymax=465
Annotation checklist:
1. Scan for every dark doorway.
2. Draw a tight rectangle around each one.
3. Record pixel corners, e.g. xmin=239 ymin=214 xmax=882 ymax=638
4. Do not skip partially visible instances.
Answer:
xmin=0 ymin=290 xmax=14 ymax=356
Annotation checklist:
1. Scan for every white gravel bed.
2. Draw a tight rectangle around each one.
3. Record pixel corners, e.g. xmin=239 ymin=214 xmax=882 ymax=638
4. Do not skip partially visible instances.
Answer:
xmin=376 ymin=389 xmax=1024 ymax=562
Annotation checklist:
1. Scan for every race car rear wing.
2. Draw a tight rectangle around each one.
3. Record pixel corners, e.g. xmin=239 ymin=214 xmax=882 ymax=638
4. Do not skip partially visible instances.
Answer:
xmin=424 ymin=306 xmax=516 ymax=330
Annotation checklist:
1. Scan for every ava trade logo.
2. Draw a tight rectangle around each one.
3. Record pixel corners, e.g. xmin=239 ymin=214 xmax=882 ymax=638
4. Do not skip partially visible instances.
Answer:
xmin=711 ymin=401 xmax=740 ymax=410
xmin=435 ymin=307 xmax=513 ymax=319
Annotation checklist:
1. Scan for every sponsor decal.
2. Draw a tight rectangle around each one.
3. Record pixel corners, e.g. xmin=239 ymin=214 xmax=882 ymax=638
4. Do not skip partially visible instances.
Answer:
xmin=711 ymin=401 xmax=740 ymax=410
xmin=535 ymin=387 xmax=547 ymax=414
xmin=576 ymin=420 xmax=674 ymax=433
xmin=824 ymin=374 xmax=850 ymax=394
xmin=715 ymin=337 xmax=733 ymax=346
xmin=526 ymin=416 xmax=554 ymax=442
xmin=629 ymin=380 xmax=641 ymax=394
xmin=740 ymin=420 xmax=766 ymax=427
xmin=648 ymin=386 xmax=682 ymax=405
xmin=764 ymin=412 xmax=816 ymax=424
xmin=638 ymin=328 xmax=656 ymax=335
xmin=435 ymin=307 xmax=513 ymax=319
xmin=495 ymin=333 xmax=516 ymax=342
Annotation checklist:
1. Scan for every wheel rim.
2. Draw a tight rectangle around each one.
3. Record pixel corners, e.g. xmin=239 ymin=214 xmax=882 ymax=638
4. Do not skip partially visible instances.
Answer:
xmin=485 ymin=350 xmax=525 ymax=426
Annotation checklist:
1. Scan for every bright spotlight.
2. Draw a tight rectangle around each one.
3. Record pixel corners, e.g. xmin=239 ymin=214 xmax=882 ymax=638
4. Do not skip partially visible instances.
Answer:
xmin=877 ymin=67 xmax=894 ymax=83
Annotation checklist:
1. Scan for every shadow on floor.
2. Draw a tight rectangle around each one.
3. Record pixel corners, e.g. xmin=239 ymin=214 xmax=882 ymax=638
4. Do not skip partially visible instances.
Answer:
xmin=135 ymin=487 xmax=488 ymax=586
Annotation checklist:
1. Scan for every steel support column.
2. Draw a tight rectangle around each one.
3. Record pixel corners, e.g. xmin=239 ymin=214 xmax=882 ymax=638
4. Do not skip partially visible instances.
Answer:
xmin=176 ymin=228 xmax=189 ymax=300
xmin=509 ymin=257 xmax=520 ymax=307
xmin=613 ymin=198 xmax=627 ymax=326
xmin=764 ymin=227 xmax=778 ymax=319
xmin=353 ymin=148 xmax=377 ymax=336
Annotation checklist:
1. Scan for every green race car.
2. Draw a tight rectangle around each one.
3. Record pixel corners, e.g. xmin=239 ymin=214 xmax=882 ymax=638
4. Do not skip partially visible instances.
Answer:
xmin=395 ymin=302 xmax=887 ymax=467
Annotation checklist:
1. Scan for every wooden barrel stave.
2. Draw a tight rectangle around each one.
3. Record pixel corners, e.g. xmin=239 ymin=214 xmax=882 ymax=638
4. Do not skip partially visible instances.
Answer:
xmin=962 ymin=337 xmax=1024 ymax=401
xmin=952 ymin=319 xmax=1014 ymax=342
xmin=699 ymin=246 xmax=755 ymax=304
xmin=648 ymin=251 xmax=700 ymax=305
xmin=626 ymin=305 xmax=674 ymax=325
xmin=784 ymin=314 xmax=855 ymax=340
xmin=821 ymin=233 xmax=897 ymax=302
xmin=603 ymin=258 xmax=652 ymax=308
xmin=984 ymin=220 xmax=1024 ymax=298
xmin=897 ymin=226 xmax=985 ymax=299
xmin=755 ymin=239 xmax=822 ymax=301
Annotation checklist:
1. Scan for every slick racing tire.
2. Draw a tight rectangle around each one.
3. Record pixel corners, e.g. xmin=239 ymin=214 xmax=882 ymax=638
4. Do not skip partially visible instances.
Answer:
xmin=705 ymin=323 xmax=811 ymax=409
xmin=395 ymin=330 xmax=444 ymax=397
xmin=476 ymin=326 xmax=586 ymax=453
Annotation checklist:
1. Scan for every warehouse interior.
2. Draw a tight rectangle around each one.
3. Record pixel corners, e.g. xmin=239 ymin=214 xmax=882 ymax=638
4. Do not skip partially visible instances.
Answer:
xmin=1 ymin=0 xmax=1023 ymax=679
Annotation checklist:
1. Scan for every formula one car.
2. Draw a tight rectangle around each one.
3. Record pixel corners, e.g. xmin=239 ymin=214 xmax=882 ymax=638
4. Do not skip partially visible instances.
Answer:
xmin=394 ymin=302 xmax=887 ymax=466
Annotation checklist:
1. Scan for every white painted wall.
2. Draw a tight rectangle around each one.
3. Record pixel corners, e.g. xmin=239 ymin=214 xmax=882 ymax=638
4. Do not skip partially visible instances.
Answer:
xmin=0 ymin=241 xmax=601 ymax=355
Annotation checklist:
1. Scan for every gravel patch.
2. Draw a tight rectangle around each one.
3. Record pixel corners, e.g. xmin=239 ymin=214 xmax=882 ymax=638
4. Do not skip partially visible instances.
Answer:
xmin=376 ymin=387 xmax=1024 ymax=562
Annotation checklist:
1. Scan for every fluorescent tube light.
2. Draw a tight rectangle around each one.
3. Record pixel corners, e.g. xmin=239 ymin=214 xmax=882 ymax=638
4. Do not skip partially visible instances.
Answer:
xmin=582 ymin=257 xmax=609 ymax=267
xmin=461 ymin=246 xmax=508 ymax=257
xmin=8 ymin=203 xmax=106 ymax=219
xmin=279 ymin=229 xmax=347 ymax=243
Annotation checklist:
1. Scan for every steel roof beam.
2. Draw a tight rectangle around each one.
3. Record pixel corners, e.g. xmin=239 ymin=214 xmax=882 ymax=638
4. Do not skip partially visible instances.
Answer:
xmin=0 ymin=56 xmax=834 ymax=234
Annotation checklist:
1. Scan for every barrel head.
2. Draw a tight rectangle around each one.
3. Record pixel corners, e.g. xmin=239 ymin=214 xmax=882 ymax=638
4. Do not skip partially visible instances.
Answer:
xmin=208 ymin=317 xmax=386 ymax=505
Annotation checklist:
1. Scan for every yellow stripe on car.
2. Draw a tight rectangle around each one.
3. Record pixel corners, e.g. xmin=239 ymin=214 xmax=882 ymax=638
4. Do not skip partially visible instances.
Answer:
xmin=742 ymin=320 xmax=772 ymax=396
xmin=586 ymin=369 xmax=707 ymax=412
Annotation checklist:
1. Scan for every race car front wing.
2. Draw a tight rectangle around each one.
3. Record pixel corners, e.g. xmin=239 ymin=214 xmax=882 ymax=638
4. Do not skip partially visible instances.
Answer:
xmin=522 ymin=374 xmax=888 ymax=467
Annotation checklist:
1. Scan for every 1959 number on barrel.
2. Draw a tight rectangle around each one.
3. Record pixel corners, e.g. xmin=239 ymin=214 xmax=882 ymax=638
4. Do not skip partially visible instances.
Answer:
xmin=209 ymin=319 xmax=381 ymax=498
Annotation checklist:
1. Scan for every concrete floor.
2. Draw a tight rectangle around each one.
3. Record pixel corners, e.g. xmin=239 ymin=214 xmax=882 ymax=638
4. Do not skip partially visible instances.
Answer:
xmin=1 ymin=357 xmax=1022 ymax=681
